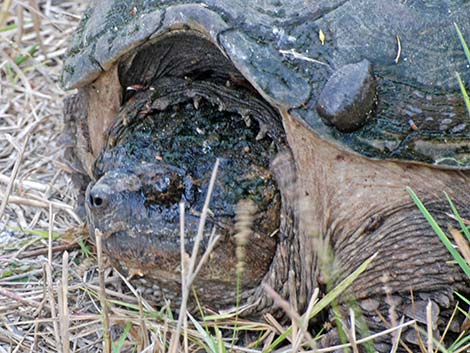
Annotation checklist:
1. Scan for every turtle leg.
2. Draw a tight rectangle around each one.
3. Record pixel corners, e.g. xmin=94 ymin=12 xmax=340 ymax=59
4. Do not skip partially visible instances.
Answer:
xmin=320 ymin=289 xmax=466 ymax=353
xmin=62 ymin=92 xmax=93 ymax=219
xmin=321 ymin=201 xmax=470 ymax=353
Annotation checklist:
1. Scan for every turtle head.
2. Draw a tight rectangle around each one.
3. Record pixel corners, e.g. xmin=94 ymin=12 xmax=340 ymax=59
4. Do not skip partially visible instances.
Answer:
xmin=84 ymin=89 xmax=285 ymax=307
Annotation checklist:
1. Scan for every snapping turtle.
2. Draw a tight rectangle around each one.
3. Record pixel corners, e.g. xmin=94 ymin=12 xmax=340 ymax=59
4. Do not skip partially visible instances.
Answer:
xmin=62 ymin=0 xmax=470 ymax=351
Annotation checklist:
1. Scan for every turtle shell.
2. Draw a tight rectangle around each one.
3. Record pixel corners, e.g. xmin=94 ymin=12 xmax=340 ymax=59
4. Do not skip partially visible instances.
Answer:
xmin=62 ymin=0 xmax=470 ymax=168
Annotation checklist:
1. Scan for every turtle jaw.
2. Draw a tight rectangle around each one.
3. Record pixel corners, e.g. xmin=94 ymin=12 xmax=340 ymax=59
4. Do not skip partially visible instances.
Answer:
xmin=85 ymin=200 xmax=278 ymax=307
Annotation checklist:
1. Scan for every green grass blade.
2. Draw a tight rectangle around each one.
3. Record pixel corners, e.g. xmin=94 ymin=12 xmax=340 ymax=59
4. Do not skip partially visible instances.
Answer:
xmin=407 ymin=188 xmax=470 ymax=277
xmin=112 ymin=321 xmax=132 ymax=353
xmin=445 ymin=192 xmax=470 ymax=242
xmin=0 ymin=23 xmax=17 ymax=32
xmin=78 ymin=239 xmax=92 ymax=257
xmin=265 ymin=326 xmax=291 ymax=352
xmin=215 ymin=327 xmax=227 ymax=353
xmin=0 ymin=21 xmax=35 ymax=32
xmin=309 ymin=252 xmax=377 ymax=320
xmin=14 ymin=43 xmax=39 ymax=65
xmin=265 ymin=252 xmax=377 ymax=352
xmin=456 ymin=72 xmax=470 ymax=117
xmin=448 ymin=332 xmax=470 ymax=351
xmin=455 ymin=292 xmax=470 ymax=305
xmin=188 ymin=313 xmax=218 ymax=353
xmin=454 ymin=23 xmax=470 ymax=118
xmin=455 ymin=22 xmax=470 ymax=65
xmin=457 ymin=306 xmax=470 ymax=320
xmin=6 ymin=226 xmax=61 ymax=240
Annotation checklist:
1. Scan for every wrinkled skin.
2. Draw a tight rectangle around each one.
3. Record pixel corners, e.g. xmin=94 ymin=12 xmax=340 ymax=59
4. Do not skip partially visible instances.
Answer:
xmin=62 ymin=1 xmax=470 ymax=351
xmin=286 ymin=114 xmax=470 ymax=349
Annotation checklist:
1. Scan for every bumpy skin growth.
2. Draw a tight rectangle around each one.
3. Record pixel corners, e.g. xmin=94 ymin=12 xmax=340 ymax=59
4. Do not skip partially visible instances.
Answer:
xmin=62 ymin=1 xmax=470 ymax=351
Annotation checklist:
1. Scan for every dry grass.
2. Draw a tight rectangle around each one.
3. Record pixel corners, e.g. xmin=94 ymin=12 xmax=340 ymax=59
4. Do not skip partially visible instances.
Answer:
xmin=0 ymin=1 xmax=99 ymax=351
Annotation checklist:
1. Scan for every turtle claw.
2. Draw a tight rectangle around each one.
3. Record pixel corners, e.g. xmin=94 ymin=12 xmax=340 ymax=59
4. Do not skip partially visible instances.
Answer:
xmin=256 ymin=123 xmax=268 ymax=141
xmin=404 ymin=300 xmax=439 ymax=329
xmin=243 ymin=114 xmax=252 ymax=127
xmin=193 ymin=96 xmax=201 ymax=110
